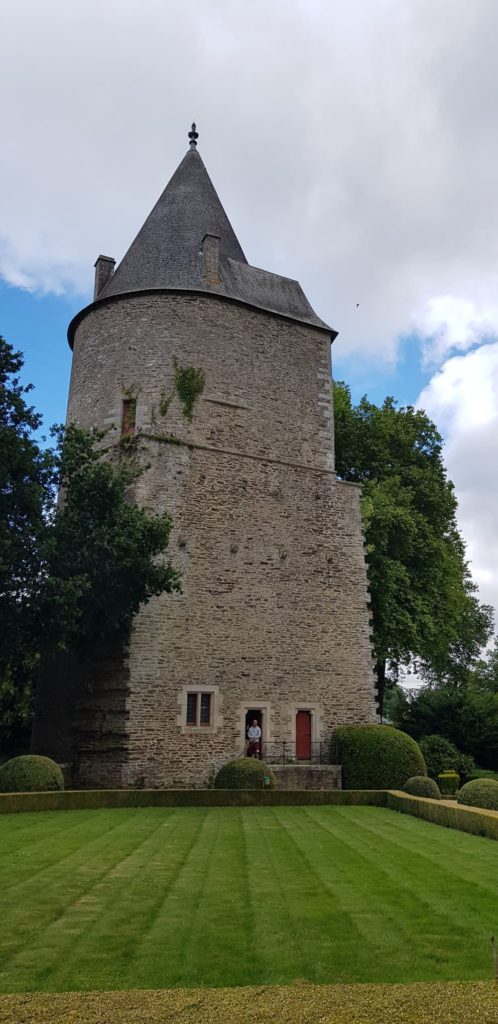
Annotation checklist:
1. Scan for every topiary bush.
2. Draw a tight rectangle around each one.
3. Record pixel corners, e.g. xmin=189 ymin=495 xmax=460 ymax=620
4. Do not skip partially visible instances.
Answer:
xmin=0 ymin=755 xmax=64 ymax=793
xmin=403 ymin=775 xmax=441 ymax=799
xmin=331 ymin=725 xmax=426 ymax=790
xmin=457 ymin=777 xmax=498 ymax=811
xmin=438 ymin=770 xmax=460 ymax=796
xmin=214 ymin=757 xmax=275 ymax=790
xmin=419 ymin=734 xmax=475 ymax=782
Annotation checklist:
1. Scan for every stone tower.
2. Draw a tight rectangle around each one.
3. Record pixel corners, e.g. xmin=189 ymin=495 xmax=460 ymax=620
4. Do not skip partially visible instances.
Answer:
xmin=33 ymin=126 xmax=378 ymax=788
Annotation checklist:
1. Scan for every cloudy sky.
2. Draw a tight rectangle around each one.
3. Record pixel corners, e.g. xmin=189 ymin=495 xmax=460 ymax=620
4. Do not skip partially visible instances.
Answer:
xmin=1 ymin=0 xmax=497 ymax=627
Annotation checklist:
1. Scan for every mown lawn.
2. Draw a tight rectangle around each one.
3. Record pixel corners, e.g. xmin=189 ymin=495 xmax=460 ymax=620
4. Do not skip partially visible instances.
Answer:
xmin=470 ymin=768 xmax=498 ymax=782
xmin=1 ymin=805 xmax=498 ymax=993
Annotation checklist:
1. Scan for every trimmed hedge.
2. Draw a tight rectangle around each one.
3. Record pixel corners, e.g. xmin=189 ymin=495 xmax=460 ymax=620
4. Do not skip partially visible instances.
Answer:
xmin=403 ymin=776 xmax=440 ymax=799
xmin=458 ymin=778 xmax=498 ymax=811
xmin=331 ymin=725 xmax=426 ymax=790
xmin=0 ymin=755 xmax=64 ymax=793
xmin=388 ymin=790 xmax=498 ymax=841
xmin=438 ymin=770 xmax=460 ymax=796
xmin=214 ymin=758 xmax=275 ymax=790
xmin=0 ymin=788 xmax=389 ymax=814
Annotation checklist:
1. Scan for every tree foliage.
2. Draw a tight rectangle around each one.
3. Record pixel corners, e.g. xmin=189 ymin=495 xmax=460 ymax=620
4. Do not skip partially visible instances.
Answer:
xmin=37 ymin=425 xmax=180 ymax=653
xmin=392 ymin=683 xmax=498 ymax=770
xmin=468 ymin=637 xmax=498 ymax=694
xmin=418 ymin=734 xmax=475 ymax=781
xmin=0 ymin=336 xmax=55 ymax=746
xmin=0 ymin=336 xmax=180 ymax=750
xmin=333 ymin=382 xmax=493 ymax=712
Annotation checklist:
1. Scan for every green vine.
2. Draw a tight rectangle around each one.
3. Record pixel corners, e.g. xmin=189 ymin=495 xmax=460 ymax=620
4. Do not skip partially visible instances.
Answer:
xmin=155 ymin=359 xmax=205 ymax=426
xmin=173 ymin=358 xmax=205 ymax=421
xmin=144 ymin=431 xmax=184 ymax=447
xmin=159 ymin=391 xmax=174 ymax=417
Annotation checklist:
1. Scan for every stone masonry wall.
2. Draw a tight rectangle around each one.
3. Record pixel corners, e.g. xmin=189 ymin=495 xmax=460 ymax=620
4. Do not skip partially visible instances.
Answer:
xmin=67 ymin=293 xmax=335 ymax=472
xmin=61 ymin=292 xmax=377 ymax=788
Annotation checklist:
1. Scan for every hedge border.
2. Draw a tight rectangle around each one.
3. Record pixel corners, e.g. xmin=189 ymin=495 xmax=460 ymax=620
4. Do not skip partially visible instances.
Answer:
xmin=387 ymin=790 xmax=498 ymax=841
xmin=0 ymin=788 xmax=388 ymax=814
xmin=4 ymin=788 xmax=498 ymax=843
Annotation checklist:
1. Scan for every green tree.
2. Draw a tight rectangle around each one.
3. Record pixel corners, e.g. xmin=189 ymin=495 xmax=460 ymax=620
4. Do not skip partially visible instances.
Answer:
xmin=394 ymin=685 xmax=498 ymax=770
xmin=0 ymin=337 xmax=180 ymax=750
xmin=469 ymin=637 xmax=498 ymax=694
xmin=0 ymin=336 xmax=55 ymax=748
xmin=334 ymin=382 xmax=493 ymax=715
xmin=418 ymin=734 xmax=475 ymax=781
xmin=36 ymin=424 xmax=180 ymax=654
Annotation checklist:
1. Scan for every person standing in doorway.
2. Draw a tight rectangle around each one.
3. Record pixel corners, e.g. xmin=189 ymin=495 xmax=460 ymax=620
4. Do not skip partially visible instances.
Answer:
xmin=247 ymin=719 xmax=262 ymax=758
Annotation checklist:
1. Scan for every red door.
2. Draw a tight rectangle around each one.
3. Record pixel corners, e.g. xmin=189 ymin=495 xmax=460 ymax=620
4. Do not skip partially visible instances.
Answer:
xmin=296 ymin=711 xmax=312 ymax=760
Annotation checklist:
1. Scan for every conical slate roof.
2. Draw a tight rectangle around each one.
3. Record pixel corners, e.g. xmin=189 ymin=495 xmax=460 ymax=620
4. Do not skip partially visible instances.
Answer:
xmin=68 ymin=135 xmax=332 ymax=345
xmin=98 ymin=148 xmax=248 ymax=299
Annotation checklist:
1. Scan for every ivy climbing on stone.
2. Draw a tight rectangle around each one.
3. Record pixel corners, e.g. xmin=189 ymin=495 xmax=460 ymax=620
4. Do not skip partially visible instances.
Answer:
xmin=173 ymin=359 xmax=205 ymax=421
xmin=156 ymin=359 xmax=205 ymax=423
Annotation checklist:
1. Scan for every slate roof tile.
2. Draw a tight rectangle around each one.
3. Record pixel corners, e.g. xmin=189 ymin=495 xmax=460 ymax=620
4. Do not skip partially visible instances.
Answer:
xmin=68 ymin=144 xmax=332 ymax=344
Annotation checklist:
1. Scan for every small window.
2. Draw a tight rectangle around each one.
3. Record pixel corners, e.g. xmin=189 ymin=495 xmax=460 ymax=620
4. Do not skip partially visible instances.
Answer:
xmin=200 ymin=693 xmax=211 ymax=726
xmin=186 ymin=693 xmax=198 ymax=726
xmin=121 ymin=398 xmax=136 ymax=437
xmin=186 ymin=691 xmax=213 ymax=727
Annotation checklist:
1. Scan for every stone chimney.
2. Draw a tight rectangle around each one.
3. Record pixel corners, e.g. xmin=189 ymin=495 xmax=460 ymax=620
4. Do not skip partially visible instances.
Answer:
xmin=93 ymin=255 xmax=116 ymax=299
xmin=202 ymin=234 xmax=221 ymax=286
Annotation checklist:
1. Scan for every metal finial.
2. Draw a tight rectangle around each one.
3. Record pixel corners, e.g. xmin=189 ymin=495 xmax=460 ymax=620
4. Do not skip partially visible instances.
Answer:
xmin=188 ymin=122 xmax=199 ymax=149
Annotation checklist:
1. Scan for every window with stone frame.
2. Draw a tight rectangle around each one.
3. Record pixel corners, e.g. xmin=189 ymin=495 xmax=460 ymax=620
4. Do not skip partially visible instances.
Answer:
xmin=121 ymin=398 xmax=136 ymax=437
xmin=200 ymin=692 xmax=211 ymax=725
xmin=186 ymin=692 xmax=197 ymax=725
xmin=186 ymin=691 xmax=212 ymax=727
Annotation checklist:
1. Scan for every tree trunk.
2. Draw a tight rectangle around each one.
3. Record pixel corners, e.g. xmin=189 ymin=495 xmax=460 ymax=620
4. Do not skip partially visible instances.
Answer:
xmin=375 ymin=660 xmax=386 ymax=721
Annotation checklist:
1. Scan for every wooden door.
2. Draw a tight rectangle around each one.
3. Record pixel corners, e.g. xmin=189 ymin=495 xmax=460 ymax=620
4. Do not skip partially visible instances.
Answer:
xmin=296 ymin=710 xmax=312 ymax=760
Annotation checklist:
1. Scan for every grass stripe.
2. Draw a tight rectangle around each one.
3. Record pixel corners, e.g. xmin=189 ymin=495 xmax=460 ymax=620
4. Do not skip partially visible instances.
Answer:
xmin=2 ymin=806 xmax=498 ymax=991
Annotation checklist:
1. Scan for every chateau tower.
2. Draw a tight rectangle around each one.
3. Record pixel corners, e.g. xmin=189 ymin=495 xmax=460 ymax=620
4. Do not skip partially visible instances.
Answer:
xmin=34 ymin=126 xmax=377 ymax=787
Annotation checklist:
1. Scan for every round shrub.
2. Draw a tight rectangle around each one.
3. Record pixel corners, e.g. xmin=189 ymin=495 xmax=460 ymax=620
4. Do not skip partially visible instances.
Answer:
xmin=331 ymin=725 xmax=426 ymax=790
xmin=403 ymin=775 xmax=441 ymax=799
xmin=458 ymin=778 xmax=498 ymax=810
xmin=214 ymin=757 xmax=275 ymax=790
xmin=438 ymin=770 xmax=460 ymax=796
xmin=420 ymin=734 xmax=475 ymax=782
xmin=0 ymin=755 xmax=64 ymax=793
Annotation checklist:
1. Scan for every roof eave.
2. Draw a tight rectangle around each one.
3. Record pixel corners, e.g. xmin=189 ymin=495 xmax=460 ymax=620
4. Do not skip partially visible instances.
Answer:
xmin=67 ymin=287 xmax=337 ymax=348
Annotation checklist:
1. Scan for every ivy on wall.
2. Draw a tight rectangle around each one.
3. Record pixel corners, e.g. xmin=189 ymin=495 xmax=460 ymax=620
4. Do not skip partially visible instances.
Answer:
xmin=159 ymin=392 xmax=173 ymax=418
xmin=173 ymin=359 xmax=205 ymax=421
xmin=156 ymin=359 xmax=205 ymax=424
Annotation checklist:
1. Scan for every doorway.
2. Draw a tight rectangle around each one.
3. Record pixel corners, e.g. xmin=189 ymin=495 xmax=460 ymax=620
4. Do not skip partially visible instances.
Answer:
xmin=245 ymin=709 xmax=263 ymax=758
xmin=296 ymin=710 xmax=312 ymax=760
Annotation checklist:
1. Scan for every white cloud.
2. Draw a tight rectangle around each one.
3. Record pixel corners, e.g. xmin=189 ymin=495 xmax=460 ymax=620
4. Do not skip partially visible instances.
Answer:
xmin=2 ymin=0 xmax=498 ymax=366
xmin=1 ymin=0 xmax=497 ymax=621
xmin=413 ymin=296 xmax=498 ymax=366
xmin=417 ymin=343 xmax=498 ymax=620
